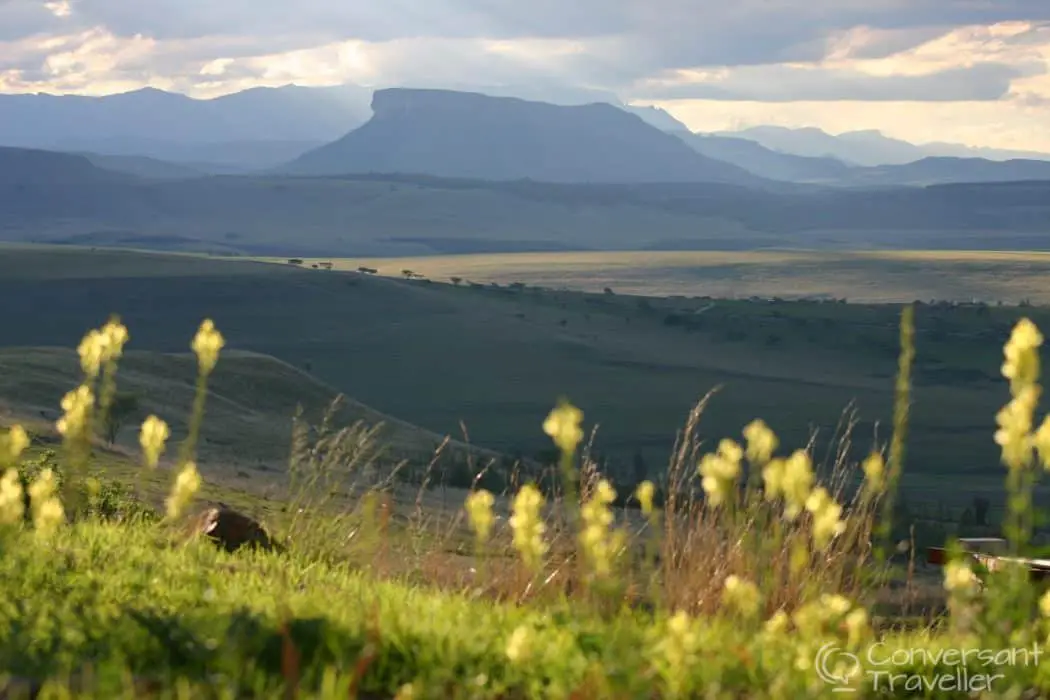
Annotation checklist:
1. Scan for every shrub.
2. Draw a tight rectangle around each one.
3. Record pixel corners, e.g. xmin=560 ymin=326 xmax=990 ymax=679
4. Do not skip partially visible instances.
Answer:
xmin=101 ymin=391 xmax=139 ymax=446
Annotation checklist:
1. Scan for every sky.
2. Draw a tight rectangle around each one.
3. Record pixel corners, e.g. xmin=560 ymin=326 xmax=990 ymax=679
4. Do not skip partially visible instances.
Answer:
xmin=1 ymin=0 xmax=1050 ymax=151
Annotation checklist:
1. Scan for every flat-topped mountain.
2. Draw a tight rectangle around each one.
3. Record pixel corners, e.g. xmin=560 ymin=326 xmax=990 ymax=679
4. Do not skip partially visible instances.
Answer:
xmin=282 ymin=88 xmax=763 ymax=186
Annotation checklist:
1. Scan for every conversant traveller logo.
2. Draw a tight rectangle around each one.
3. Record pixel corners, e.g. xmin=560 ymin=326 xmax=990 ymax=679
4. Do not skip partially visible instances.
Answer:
xmin=814 ymin=641 xmax=1042 ymax=693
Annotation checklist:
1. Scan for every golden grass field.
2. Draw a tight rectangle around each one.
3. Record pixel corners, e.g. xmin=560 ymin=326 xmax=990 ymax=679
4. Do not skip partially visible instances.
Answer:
xmin=283 ymin=250 xmax=1050 ymax=304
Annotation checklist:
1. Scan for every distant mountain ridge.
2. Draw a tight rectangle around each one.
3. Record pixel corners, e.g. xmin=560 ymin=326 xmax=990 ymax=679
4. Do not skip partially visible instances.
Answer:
xmin=716 ymin=125 xmax=1050 ymax=166
xmin=673 ymin=131 xmax=1050 ymax=185
xmin=3 ymin=144 xmax=1050 ymax=259
xmin=282 ymin=88 xmax=765 ymax=186
xmin=0 ymin=85 xmax=371 ymax=170
xmin=4 ymin=83 xmax=1050 ymax=186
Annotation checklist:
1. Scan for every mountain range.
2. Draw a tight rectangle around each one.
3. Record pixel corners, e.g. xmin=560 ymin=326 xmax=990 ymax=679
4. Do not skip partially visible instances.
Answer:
xmin=3 ymin=83 xmax=1050 ymax=187
xmin=282 ymin=89 xmax=762 ymax=186
xmin=717 ymin=125 xmax=1050 ymax=166
xmin=1 ymin=84 xmax=1050 ymax=257
xmin=2 ymin=142 xmax=1049 ymax=258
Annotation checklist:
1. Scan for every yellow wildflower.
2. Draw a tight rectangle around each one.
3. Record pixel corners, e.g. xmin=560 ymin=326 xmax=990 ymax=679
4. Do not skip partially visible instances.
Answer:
xmin=944 ymin=558 xmax=979 ymax=594
xmin=635 ymin=480 xmax=655 ymax=516
xmin=506 ymin=625 xmax=532 ymax=663
xmin=139 ymin=415 xmax=171 ymax=469
xmin=649 ymin=611 xmax=700 ymax=698
xmin=806 ymin=487 xmax=847 ymax=550
xmin=1034 ymin=416 xmax=1050 ymax=471
xmin=844 ymin=607 xmax=869 ymax=647
xmin=763 ymin=610 xmax=790 ymax=635
xmin=580 ymin=479 xmax=625 ymax=578
xmin=793 ymin=594 xmax=855 ymax=638
xmin=742 ymin=419 xmax=778 ymax=466
xmin=762 ymin=457 xmax=785 ymax=501
xmin=166 ymin=461 xmax=201 ymax=519
xmin=824 ymin=594 xmax=853 ymax=617
xmin=56 ymin=384 xmax=95 ymax=439
xmin=28 ymin=468 xmax=64 ymax=534
xmin=722 ymin=575 xmax=762 ymax=619
xmin=76 ymin=320 xmax=129 ymax=378
xmin=0 ymin=469 xmax=24 ymax=525
xmin=994 ymin=385 xmax=1039 ymax=470
xmin=698 ymin=438 xmax=743 ymax=507
xmin=1 ymin=425 xmax=29 ymax=465
xmin=861 ymin=452 xmax=885 ymax=493
xmin=542 ymin=400 xmax=584 ymax=454
xmin=34 ymin=497 xmax=64 ymax=535
xmin=28 ymin=468 xmax=57 ymax=507
xmin=1002 ymin=318 xmax=1043 ymax=396
xmin=191 ymin=319 xmax=225 ymax=375
xmin=781 ymin=449 xmax=814 ymax=518
xmin=1039 ymin=590 xmax=1050 ymax=618
xmin=465 ymin=489 xmax=495 ymax=542
xmin=509 ymin=484 xmax=547 ymax=570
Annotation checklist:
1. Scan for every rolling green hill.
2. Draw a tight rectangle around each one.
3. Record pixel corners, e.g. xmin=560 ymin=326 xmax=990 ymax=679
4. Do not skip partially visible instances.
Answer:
xmin=0 ymin=244 xmax=1042 ymax=519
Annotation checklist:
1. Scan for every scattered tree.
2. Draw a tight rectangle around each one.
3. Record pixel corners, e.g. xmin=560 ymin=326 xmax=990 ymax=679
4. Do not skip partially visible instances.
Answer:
xmin=450 ymin=277 xmax=463 ymax=286
xmin=318 ymin=261 xmax=333 ymax=270
xmin=402 ymin=269 xmax=415 ymax=279
xmin=632 ymin=450 xmax=648 ymax=485
xmin=287 ymin=258 xmax=304 ymax=265
xmin=102 ymin=392 xmax=140 ymax=446
xmin=357 ymin=266 xmax=378 ymax=275
xmin=972 ymin=496 xmax=991 ymax=527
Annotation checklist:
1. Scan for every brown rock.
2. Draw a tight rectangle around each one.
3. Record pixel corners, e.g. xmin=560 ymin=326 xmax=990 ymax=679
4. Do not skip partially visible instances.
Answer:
xmin=192 ymin=503 xmax=281 ymax=553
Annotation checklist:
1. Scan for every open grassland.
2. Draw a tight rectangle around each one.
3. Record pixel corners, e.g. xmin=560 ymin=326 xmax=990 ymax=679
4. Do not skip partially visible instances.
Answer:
xmin=0 ymin=344 xmax=504 ymax=539
xmin=0 ymin=346 xmax=477 ymax=472
xmin=3 ymin=245 xmax=1050 ymax=523
xmin=303 ymin=250 xmax=1050 ymax=305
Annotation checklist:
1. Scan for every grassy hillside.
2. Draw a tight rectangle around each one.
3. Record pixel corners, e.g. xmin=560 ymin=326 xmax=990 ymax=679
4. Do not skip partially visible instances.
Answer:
xmin=1 ymin=305 xmax=1049 ymax=697
xmin=1 ymin=245 xmax=1048 ymax=528
xmin=0 ymin=347 xmax=473 ymax=473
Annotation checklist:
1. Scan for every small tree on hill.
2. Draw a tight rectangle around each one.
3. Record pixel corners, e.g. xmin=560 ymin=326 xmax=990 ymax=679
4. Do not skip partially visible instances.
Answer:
xmin=102 ymin=392 xmax=140 ymax=446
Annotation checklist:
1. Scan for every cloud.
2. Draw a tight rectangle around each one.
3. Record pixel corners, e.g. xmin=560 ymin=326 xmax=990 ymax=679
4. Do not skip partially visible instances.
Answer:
xmin=630 ymin=62 xmax=1036 ymax=102
xmin=647 ymin=97 xmax=1050 ymax=153
xmin=5 ymin=0 xmax=1050 ymax=71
